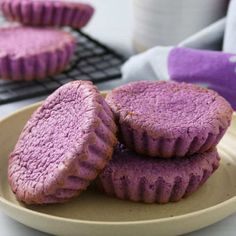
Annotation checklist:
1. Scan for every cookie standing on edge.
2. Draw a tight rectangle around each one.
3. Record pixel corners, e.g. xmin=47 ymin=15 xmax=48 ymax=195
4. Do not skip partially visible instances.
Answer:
xmin=8 ymin=81 xmax=117 ymax=204
xmin=0 ymin=0 xmax=94 ymax=29
xmin=98 ymin=144 xmax=220 ymax=203
xmin=0 ymin=26 xmax=75 ymax=81
xmin=106 ymin=81 xmax=233 ymax=158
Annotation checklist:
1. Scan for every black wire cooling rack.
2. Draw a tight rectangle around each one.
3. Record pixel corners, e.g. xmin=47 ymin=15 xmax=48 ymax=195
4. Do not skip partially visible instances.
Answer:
xmin=0 ymin=27 xmax=124 ymax=105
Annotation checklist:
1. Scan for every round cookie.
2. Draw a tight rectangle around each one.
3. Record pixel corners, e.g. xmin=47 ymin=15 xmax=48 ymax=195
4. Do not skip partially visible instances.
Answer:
xmin=8 ymin=81 xmax=117 ymax=204
xmin=0 ymin=0 xmax=94 ymax=29
xmin=98 ymin=144 xmax=220 ymax=203
xmin=106 ymin=81 xmax=233 ymax=158
xmin=0 ymin=26 xmax=75 ymax=81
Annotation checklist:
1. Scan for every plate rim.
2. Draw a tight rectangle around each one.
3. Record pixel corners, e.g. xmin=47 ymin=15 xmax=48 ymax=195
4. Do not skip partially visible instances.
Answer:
xmin=0 ymin=191 xmax=236 ymax=225
xmin=0 ymin=102 xmax=236 ymax=226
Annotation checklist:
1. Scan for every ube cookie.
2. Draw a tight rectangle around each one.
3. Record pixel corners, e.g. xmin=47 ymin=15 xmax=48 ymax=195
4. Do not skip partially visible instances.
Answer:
xmin=106 ymin=81 xmax=233 ymax=158
xmin=8 ymin=81 xmax=117 ymax=204
xmin=0 ymin=26 xmax=75 ymax=81
xmin=0 ymin=0 xmax=94 ymax=29
xmin=98 ymin=144 xmax=220 ymax=203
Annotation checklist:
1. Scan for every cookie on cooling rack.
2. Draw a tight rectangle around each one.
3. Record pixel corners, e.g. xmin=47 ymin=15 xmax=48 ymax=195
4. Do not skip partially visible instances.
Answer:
xmin=0 ymin=0 xmax=94 ymax=29
xmin=0 ymin=26 xmax=75 ymax=81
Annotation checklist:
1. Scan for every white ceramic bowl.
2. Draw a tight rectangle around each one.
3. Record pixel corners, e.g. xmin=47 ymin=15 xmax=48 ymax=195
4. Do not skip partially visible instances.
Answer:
xmin=133 ymin=0 xmax=228 ymax=51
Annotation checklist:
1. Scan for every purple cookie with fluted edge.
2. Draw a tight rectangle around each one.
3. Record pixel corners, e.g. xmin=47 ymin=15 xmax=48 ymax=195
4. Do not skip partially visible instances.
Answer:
xmin=0 ymin=26 xmax=75 ymax=81
xmin=8 ymin=81 xmax=117 ymax=204
xmin=106 ymin=81 xmax=233 ymax=158
xmin=0 ymin=0 xmax=94 ymax=29
xmin=97 ymin=144 xmax=220 ymax=203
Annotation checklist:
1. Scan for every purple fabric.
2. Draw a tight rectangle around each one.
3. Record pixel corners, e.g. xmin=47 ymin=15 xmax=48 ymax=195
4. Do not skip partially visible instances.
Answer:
xmin=168 ymin=47 xmax=236 ymax=110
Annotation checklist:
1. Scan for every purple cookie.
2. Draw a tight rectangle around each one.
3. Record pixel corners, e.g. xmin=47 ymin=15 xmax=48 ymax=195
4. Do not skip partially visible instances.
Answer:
xmin=0 ymin=0 xmax=94 ymax=29
xmin=8 ymin=81 xmax=117 ymax=204
xmin=0 ymin=26 xmax=75 ymax=81
xmin=98 ymin=144 xmax=220 ymax=203
xmin=106 ymin=81 xmax=233 ymax=158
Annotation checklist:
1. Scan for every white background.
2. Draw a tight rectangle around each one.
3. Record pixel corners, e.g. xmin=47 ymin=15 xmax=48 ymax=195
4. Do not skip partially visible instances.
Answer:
xmin=0 ymin=0 xmax=236 ymax=235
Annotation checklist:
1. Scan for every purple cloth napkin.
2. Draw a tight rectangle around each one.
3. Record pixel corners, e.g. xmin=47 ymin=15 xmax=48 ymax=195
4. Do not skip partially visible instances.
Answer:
xmin=169 ymin=47 xmax=236 ymax=109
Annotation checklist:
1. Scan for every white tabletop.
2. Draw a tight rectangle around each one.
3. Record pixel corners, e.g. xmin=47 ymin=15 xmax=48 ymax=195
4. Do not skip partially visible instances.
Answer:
xmin=0 ymin=0 xmax=235 ymax=235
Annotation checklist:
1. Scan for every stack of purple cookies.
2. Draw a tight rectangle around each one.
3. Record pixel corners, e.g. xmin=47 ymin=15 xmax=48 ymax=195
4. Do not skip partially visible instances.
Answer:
xmin=0 ymin=0 xmax=94 ymax=81
xmin=98 ymin=81 xmax=233 ymax=203
xmin=8 ymin=80 xmax=233 ymax=204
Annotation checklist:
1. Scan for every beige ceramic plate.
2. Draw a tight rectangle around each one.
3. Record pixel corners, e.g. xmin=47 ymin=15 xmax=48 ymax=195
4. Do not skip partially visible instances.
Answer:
xmin=0 ymin=98 xmax=236 ymax=236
